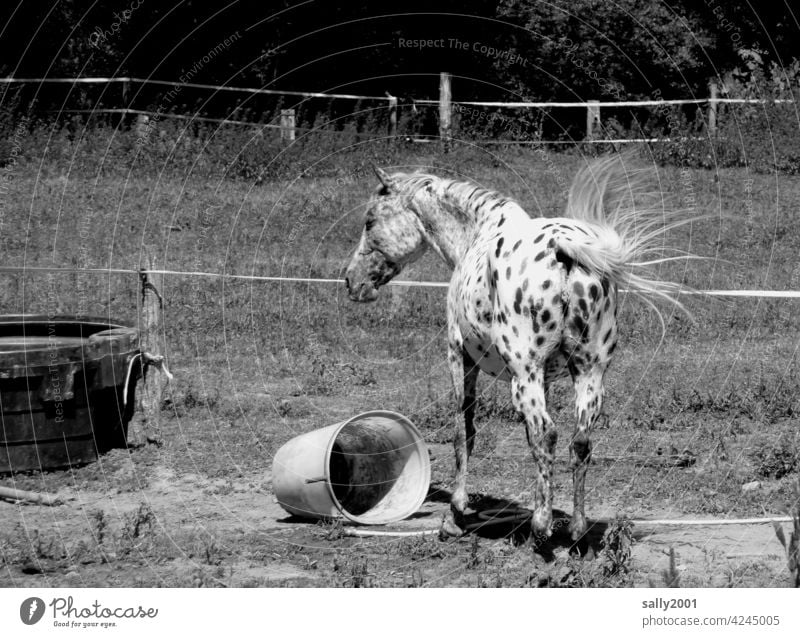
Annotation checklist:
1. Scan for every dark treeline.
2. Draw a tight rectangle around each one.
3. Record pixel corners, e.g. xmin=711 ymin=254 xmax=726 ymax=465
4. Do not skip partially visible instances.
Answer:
xmin=0 ymin=1 xmax=797 ymax=125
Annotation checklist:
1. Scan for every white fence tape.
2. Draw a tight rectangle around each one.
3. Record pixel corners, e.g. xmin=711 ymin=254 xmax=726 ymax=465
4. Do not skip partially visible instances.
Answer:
xmin=0 ymin=76 xmax=392 ymax=101
xmin=1 ymin=266 xmax=799 ymax=298
xmin=2 ymin=77 xmax=793 ymax=106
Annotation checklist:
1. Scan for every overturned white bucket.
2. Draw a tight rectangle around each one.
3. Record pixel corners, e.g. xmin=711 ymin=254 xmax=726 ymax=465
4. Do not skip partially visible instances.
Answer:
xmin=272 ymin=411 xmax=430 ymax=525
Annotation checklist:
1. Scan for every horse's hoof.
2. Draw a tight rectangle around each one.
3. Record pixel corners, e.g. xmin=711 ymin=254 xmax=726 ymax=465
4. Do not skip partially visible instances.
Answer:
xmin=531 ymin=510 xmax=553 ymax=538
xmin=439 ymin=513 xmax=466 ymax=539
xmin=569 ymin=515 xmax=588 ymax=541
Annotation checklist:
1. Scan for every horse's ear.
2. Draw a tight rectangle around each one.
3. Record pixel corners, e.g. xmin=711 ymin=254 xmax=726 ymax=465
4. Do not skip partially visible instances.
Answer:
xmin=372 ymin=165 xmax=397 ymax=193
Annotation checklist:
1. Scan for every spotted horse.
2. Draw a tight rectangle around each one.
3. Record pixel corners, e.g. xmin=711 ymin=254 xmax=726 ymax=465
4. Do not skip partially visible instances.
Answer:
xmin=344 ymin=156 xmax=697 ymax=541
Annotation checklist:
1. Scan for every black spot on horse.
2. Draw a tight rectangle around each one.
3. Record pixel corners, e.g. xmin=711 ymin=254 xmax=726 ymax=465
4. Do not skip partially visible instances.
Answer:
xmin=541 ymin=309 xmax=551 ymax=324
xmin=547 ymin=237 xmax=556 ymax=249
xmin=589 ymin=284 xmax=599 ymax=302
xmin=555 ymin=250 xmax=573 ymax=273
xmin=534 ymin=251 xmax=546 ymax=262
xmin=534 ymin=234 xmax=545 ymax=243
xmin=573 ymin=315 xmax=588 ymax=341
xmin=495 ymin=237 xmax=504 ymax=257
xmin=542 ymin=279 xmax=551 ymax=290
xmin=573 ymin=281 xmax=584 ymax=297
xmin=498 ymin=215 xmax=506 ymax=226
xmin=506 ymin=267 xmax=512 ymax=280
xmin=536 ymin=336 xmax=545 ymax=347
xmin=514 ymin=288 xmax=523 ymax=314
xmin=578 ymin=298 xmax=588 ymax=315
xmin=513 ymin=239 xmax=522 ymax=251
xmin=602 ymin=328 xmax=612 ymax=344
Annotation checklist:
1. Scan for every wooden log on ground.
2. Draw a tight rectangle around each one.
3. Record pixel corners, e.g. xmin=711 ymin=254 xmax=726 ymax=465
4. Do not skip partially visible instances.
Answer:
xmin=0 ymin=485 xmax=64 ymax=506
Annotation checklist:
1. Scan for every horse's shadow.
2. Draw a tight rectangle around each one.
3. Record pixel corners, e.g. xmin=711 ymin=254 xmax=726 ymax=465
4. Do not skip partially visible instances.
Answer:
xmin=426 ymin=485 xmax=608 ymax=559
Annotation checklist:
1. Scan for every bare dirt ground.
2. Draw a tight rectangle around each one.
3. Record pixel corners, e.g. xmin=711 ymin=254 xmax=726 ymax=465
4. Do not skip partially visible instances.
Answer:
xmin=1 ymin=418 xmax=793 ymax=588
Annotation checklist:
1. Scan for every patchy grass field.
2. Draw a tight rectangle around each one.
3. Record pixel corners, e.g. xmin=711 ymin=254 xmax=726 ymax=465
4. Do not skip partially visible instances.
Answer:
xmin=1 ymin=131 xmax=799 ymax=587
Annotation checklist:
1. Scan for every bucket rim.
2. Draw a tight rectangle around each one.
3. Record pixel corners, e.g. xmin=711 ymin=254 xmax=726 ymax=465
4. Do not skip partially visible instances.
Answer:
xmin=323 ymin=410 xmax=430 ymax=525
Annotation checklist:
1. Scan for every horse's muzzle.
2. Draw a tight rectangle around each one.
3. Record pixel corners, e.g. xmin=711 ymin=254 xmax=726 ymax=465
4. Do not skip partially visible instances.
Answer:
xmin=345 ymin=276 xmax=378 ymax=302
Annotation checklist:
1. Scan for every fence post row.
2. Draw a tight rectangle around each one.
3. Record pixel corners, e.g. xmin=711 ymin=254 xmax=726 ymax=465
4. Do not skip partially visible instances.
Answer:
xmin=4 ymin=74 xmax=784 ymax=143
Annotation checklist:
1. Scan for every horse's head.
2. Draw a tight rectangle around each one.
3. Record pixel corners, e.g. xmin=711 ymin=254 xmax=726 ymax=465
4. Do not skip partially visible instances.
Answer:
xmin=344 ymin=166 xmax=427 ymax=302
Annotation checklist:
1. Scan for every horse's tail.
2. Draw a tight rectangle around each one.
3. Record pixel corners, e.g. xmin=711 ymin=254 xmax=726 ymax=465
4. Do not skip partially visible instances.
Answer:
xmin=557 ymin=154 xmax=701 ymax=322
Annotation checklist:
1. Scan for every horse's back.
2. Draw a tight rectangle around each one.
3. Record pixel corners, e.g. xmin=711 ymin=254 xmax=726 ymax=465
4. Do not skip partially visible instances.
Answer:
xmin=454 ymin=211 xmax=618 ymax=379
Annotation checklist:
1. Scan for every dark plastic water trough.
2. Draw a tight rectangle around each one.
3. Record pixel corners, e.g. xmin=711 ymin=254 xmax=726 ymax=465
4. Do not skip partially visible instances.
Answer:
xmin=0 ymin=315 xmax=140 ymax=474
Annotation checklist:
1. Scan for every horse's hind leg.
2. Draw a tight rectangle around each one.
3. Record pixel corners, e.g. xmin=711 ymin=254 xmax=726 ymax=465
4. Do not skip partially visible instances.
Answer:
xmin=568 ymin=364 xmax=606 ymax=540
xmin=442 ymin=343 xmax=480 ymax=537
xmin=511 ymin=369 xmax=557 ymax=537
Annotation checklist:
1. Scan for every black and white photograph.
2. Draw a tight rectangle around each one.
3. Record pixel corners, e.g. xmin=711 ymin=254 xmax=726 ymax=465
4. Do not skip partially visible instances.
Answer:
xmin=1 ymin=0 xmax=799 ymax=628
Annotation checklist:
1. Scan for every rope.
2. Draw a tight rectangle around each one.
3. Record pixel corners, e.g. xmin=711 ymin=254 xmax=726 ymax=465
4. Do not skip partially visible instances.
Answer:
xmin=121 ymin=352 xmax=174 ymax=410
xmin=342 ymin=509 xmax=796 ymax=538
xmin=2 ymin=266 xmax=800 ymax=298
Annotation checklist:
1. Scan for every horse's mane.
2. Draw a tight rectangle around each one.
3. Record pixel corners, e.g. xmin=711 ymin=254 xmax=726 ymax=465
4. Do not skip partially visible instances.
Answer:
xmin=380 ymin=172 xmax=512 ymax=217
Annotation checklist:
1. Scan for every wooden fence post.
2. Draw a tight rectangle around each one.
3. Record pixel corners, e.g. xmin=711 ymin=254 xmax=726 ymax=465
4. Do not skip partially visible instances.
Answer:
xmin=439 ymin=72 xmax=452 ymax=151
xmin=586 ymin=100 xmax=600 ymax=140
xmin=386 ymin=92 xmax=398 ymax=138
xmin=135 ymin=249 xmax=167 ymax=446
xmin=708 ymin=80 xmax=718 ymax=136
xmin=280 ymin=108 xmax=296 ymax=142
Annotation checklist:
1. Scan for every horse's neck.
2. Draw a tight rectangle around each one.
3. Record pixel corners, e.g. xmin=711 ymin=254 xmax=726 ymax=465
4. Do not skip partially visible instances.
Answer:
xmin=412 ymin=180 xmax=500 ymax=269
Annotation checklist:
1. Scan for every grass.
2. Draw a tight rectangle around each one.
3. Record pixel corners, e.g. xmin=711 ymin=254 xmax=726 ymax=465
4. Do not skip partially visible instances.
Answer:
xmin=1 ymin=121 xmax=800 ymax=587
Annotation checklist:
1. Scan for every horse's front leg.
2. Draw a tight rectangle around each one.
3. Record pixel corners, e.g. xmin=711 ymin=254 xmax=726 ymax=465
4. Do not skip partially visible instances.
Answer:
xmin=441 ymin=339 xmax=479 ymax=538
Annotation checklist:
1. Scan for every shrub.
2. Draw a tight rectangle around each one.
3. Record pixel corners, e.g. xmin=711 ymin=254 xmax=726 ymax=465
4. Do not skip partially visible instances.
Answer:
xmin=750 ymin=431 xmax=800 ymax=479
